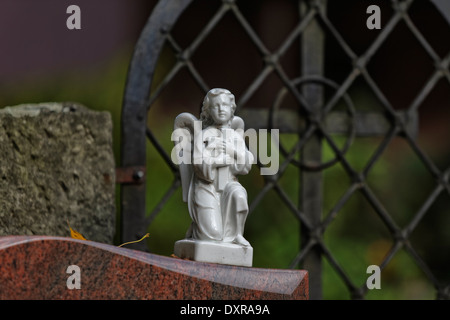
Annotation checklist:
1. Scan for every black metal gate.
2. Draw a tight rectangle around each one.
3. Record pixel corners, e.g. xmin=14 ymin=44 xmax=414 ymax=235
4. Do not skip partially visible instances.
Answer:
xmin=119 ymin=0 xmax=450 ymax=299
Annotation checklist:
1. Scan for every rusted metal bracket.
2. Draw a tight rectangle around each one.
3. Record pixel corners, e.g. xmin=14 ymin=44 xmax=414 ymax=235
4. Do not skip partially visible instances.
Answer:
xmin=115 ymin=166 xmax=146 ymax=185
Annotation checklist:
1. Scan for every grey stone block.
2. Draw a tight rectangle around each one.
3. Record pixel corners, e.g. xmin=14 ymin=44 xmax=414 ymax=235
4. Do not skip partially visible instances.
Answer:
xmin=0 ymin=102 xmax=115 ymax=243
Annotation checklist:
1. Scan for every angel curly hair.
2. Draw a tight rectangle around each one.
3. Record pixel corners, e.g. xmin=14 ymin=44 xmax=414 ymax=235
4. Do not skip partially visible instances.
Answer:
xmin=200 ymin=88 xmax=237 ymax=128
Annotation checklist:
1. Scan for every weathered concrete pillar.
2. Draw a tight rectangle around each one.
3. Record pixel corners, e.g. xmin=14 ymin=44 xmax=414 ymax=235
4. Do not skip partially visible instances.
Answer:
xmin=0 ymin=102 xmax=115 ymax=243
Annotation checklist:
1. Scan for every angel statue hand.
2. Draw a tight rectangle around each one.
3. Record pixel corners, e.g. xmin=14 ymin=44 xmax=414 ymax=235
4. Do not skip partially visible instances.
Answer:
xmin=211 ymin=153 xmax=232 ymax=168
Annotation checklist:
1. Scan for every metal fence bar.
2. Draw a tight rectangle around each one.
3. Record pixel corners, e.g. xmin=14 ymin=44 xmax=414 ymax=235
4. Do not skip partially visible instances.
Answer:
xmin=299 ymin=0 xmax=326 ymax=300
xmin=120 ymin=0 xmax=193 ymax=249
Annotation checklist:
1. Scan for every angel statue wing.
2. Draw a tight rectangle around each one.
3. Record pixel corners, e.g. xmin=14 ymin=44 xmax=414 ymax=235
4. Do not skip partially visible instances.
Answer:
xmin=173 ymin=112 xmax=198 ymax=202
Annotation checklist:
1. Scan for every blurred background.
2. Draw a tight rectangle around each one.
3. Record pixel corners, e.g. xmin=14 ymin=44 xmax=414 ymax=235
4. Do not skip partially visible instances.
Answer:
xmin=1 ymin=0 xmax=449 ymax=299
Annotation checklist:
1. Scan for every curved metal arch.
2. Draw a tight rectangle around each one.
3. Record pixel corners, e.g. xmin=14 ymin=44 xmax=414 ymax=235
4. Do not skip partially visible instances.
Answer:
xmin=120 ymin=0 xmax=194 ymax=249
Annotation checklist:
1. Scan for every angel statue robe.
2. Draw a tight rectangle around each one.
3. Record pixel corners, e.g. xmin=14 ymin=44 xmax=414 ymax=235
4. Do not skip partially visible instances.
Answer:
xmin=185 ymin=125 xmax=254 ymax=245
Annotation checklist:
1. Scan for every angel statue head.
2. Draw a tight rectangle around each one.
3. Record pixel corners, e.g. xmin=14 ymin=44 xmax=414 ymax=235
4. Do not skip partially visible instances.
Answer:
xmin=200 ymin=88 xmax=237 ymax=128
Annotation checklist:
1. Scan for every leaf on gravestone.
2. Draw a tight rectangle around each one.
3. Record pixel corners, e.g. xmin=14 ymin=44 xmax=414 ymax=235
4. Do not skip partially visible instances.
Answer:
xmin=66 ymin=220 xmax=149 ymax=246
xmin=118 ymin=233 xmax=150 ymax=247
xmin=67 ymin=220 xmax=87 ymax=241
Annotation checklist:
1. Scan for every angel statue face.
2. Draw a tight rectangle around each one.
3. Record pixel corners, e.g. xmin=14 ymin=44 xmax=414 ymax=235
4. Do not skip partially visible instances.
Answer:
xmin=200 ymin=88 xmax=236 ymax=127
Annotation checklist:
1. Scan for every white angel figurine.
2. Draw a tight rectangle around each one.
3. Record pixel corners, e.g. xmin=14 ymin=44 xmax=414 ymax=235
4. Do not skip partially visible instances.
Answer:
xmin=173 ymin=88 xmax=254 ymax=251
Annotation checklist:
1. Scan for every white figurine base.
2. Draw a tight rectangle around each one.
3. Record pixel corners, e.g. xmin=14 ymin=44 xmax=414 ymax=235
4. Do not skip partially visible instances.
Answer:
xmin=174 ymin=239 xmax=253 ymax=267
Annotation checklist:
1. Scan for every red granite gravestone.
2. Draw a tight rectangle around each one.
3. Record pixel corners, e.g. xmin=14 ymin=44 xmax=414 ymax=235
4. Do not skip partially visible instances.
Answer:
xmin=0 ymin=236 xmax=308 ymax=300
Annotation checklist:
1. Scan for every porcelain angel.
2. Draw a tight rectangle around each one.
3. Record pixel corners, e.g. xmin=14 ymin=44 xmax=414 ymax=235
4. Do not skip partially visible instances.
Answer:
xmin=173 ymin=88 xmax=254 ymax=248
